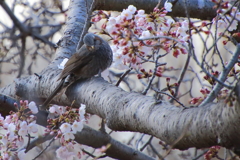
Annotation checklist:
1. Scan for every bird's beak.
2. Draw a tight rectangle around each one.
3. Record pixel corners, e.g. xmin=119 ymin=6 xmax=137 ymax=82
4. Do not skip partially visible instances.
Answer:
xmin=88 ymin=45 xmax=95 ymax=51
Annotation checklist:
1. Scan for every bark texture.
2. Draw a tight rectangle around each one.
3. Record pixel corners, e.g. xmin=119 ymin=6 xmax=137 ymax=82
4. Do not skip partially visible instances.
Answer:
xmin=0 ymin=0 xmax=239 ymax=157
xmin=96 ymin=0 xmax=216 ymax=20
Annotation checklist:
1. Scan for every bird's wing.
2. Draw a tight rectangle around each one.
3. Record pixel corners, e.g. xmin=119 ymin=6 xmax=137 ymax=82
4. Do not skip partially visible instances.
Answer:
xmin=58 ymin=45 xmax=94 ymax=80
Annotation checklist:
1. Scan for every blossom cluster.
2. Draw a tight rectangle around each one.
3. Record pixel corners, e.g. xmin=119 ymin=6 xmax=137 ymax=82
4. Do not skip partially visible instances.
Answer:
xmin=92 ymin=2 xmax=240 ymax=106
xmin=93 ymin=2 xmax=189 ymax=75
xmin=91 ymin=0 xmax=240 ymax=86
xmin=0 ymin=101 xmax=86 ymax=160
xmin=48 ymin=104 xmax=86 ymax=159
xmin=204 ymin=146 xmax=221 ymax=160
xmin=211 ymin=0 xmax=240 ymax=32
xmin=0 ymin=100 xmax=39 ymax=159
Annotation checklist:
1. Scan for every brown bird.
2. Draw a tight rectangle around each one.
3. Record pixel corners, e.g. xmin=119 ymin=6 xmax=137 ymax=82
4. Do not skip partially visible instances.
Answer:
xmin=41 ymin=33 xmax=113 ymax=108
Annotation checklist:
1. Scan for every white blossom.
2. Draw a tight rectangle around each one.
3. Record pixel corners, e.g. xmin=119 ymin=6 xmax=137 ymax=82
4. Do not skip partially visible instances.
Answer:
xmin=60 ymin=123 xmax=71 ymax=133
xmin=63 ymin=132 xmax=75 ymax=141
xmin=79 ymin=104 xmax=86 ymax=120
xmin=28 ymin=101 xmax=38 ymax=114
xmin=18 ymin=128 xmax=28 ymax=136
xmin=72 ymin=121 xmax=83 ymax=134
xmin=8 ymin=123 xmax=16 ymax=132
xmin=164 ymin=2 xmax=172 ymax=12
xmin=56 ymin=146 xmax=75 ymax=160
xmin=121 ymin=9 xmax=133 ymax=20
xmin=140 ymin=30 xmax=152 ymax=39
xmin=27 ymin=123 xmax=38 ymax=133
xmin=127 ymin=5 xmax=137 ymax=14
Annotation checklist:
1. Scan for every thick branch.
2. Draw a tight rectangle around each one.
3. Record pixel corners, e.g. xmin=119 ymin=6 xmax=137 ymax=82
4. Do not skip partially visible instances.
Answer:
xmin=95 ymin=0 xmax=216 ymax=20
xmin=64 ymin=78 xmax=240 ymax=150
xmin=26 ymin=126 xmax=154 ymax=160
xmin=2 ymin=76 xmax=240 ymax=151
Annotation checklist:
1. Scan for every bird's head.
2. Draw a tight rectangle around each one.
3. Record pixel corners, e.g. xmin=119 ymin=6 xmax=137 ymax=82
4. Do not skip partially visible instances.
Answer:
xmin=84 ymin=33 xmax=103 ymax=51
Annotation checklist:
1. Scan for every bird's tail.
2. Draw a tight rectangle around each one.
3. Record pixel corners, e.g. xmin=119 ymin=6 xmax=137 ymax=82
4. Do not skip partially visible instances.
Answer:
xmin=40 ymin=78 xmax=65 ymax=109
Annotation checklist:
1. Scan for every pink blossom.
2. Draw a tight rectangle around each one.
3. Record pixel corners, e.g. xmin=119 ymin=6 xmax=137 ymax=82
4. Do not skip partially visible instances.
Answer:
xmin=56 ymin=146 xmax=75 ymax=160
xmin=8 ymin=123 xmax=16 ymax=132
xmin=28 ymin=101 xmax=38 ymax=114
xmin=49 ymin=106 xmax=56 ymax=113
xmin=140 ymin=30 xmax=152 ymax=39
xmin=49 ymin=105 xmax=65 ymax=115
xmin=111 ymin=49 xmax=129 ymax=70
xmin=135 ymin=10 xmax=146 ymax=20
xmin=127 ymin=5 xmax=137 ymax=14
xmin=4 ymin=115 xmax=12 ymax=124
xmin=176 ymin=27 xmax=187 ymax=37
xmin=79 ymin=104 xmax=86 ymax=120
xmin=27 ymin=122 xmax=38 ymax=133
xmin=136 ymin=17 xmax=146 ymax=26
xmin=121 ymin=9 xmax=133 ymax=20
xmin=164 ymin=2 xmax=172 ymax=12
xmin=72 ymin=120 xmax=83 ymax=134
xmin=60 ymin=123 xmax=71 ymax=133
xmin=63 ymin=132 xmax=75 ymax=141
xmin=20 ymin=121 xmax=27 ymax=129
xmin=18 ymin=128 xmax=28 ymax=136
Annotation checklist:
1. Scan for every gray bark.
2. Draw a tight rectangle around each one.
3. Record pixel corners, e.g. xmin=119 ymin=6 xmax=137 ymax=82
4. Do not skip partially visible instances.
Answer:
xmin=0 ymin=0 xmax=239 ymax=158
xmin=96 ymin=0 xmax=216 ymax=20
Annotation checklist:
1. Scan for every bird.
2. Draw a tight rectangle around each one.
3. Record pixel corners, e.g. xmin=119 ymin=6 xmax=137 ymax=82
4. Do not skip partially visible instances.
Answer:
xmin=41 ymin=33 xmax=113 ymax=108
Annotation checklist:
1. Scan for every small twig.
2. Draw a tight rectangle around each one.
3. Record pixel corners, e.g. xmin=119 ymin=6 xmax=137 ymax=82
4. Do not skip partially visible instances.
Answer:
xmin=149 ymin=143 xmax=164 ymax=160
xmin=192 ymin=149 xmax=209 ymax=160
xmin=152 ymin=87 xmax=186 ymax=108
xmin=200 ymin=44 xmax=240 ymax=107
xmin=115 ymin=68 xmax=132 ymax=86
xmin=136 ymin=134 xmax=145 ymax=150
xmin=155 ymin=0 xmax=162 ymax=9
xmin=140 ymin=136 xmax=153 ymax=151
xmin=142 ymin=54 xmax=165 ymax=95
xmin=32 ymin=137 xmax=55 ymax=160
xmin=82 ymin=149 xmax=96 ymax=158
xmin=171 ymin=53 xmax=191 ymax=102
xmin=137 ymin=36 xmax=189 ymax=51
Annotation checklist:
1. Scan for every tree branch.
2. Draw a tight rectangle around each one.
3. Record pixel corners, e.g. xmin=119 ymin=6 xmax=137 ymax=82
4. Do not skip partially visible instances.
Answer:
xmin=200 ymin=43 xmax=240 ymax=107
xmin=25 ymin=126 xmax=154 ymax=160
xmin=95 ymin=0 xmax=216 ymax=20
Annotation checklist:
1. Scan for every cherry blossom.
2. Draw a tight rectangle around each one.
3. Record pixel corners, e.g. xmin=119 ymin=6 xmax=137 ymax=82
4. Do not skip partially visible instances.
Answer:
xmin=63 ymin=132 xmax=75 ymax=141
xmin=164 ymin=2 xmax=173 ymax=12
xmin=18 ymin=128 xmax=28 ymax=136
xmin=56 ymin=146 xmax=75 ymax=160
xmin=79 ymin=104 xmax=86 ymax=120
xmin=60 ymin=123 xmax=72 ymax=134
xmin=28 ymin=101 xmax=38 ymax=114
xmin=72 ymin=120 xmax=83 ymax=134
xmin=27 ymin=122 xmax=38 ymax=133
